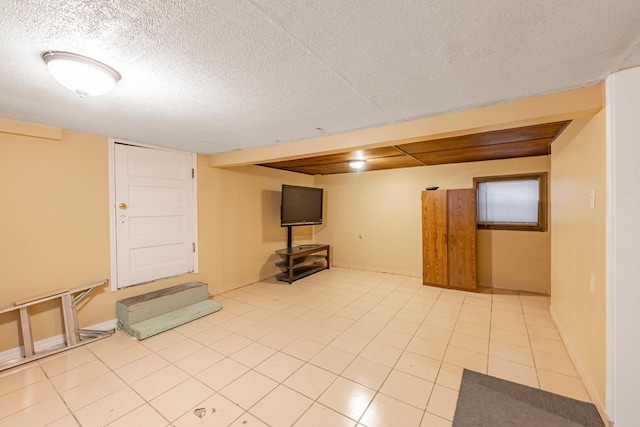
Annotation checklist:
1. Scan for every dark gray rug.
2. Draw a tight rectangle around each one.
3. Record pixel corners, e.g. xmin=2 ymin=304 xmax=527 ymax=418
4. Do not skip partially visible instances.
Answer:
xmin=452 ymin=369 xmax=605 ymax=427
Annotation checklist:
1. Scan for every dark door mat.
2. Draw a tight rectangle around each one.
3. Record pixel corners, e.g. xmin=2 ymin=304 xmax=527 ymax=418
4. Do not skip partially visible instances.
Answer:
xmin=453 ymin=369 xmax=605 ymax=427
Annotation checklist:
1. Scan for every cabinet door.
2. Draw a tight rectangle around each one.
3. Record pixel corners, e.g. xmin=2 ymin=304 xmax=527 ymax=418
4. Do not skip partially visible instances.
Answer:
xmin=422 ymin=190 xmax=448 ymax=286
xmin=447 ymin=189 xmax=477 ymax=290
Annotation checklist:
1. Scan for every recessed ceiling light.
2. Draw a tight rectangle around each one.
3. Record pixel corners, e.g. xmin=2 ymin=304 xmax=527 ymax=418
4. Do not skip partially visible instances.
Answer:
xmin=348 ymin=160 xmax=366 ymax=169
xmin=42 ymin=51 xmax=121 ymax=97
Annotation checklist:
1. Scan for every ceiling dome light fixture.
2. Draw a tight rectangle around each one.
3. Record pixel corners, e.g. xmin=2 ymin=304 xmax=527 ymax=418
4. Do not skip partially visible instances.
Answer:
xmin=348 ymin=159 xmax=366 ymax=170
xmin=42 ymin=51 xmax=121 ymax=97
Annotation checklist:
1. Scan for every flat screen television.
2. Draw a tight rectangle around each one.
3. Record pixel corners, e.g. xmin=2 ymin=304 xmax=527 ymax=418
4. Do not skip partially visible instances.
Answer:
xmin=281 ymin=184 xmax=323 ymax=227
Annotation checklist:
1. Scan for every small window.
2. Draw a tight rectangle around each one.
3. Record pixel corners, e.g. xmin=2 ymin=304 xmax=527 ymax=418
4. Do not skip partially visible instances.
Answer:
xmin=473 ymin=173 xmax=547 ymax=231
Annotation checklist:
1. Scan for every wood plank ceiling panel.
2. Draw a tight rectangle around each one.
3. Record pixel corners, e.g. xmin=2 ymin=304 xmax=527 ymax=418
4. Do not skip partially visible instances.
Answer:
xmin=259 ymin=120 xmax=571 ymax=175
xmin=261 ymin=146 xmax=404 ymax=168
xmin=411 ymin=138 xmax=552 ymax=165
xmin=397 ymin=121 xmax=570 ymax=154
xmin=268 ymin=155 xmax=424 ymax=175
xmin=260 ymin=146 xmax=423 ymax=175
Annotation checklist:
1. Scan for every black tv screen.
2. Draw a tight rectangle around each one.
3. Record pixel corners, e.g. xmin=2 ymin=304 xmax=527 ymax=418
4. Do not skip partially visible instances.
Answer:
xmin=281 ymin=184 xmax=323 ymax=227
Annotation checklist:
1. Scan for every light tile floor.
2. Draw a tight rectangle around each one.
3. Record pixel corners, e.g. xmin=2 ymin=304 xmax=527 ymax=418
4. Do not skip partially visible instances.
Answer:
xmin=0 ymin=267 xmax=590 ymax=426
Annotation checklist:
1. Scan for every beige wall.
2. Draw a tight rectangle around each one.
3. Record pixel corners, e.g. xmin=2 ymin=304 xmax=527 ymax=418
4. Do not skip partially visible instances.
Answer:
xmin=550 ymin=110 xmax=607 ymax=411
xmin=199 ymin=164 xmax=314 ymax=289
xmin=0 ymin=123 xmax=311 ymax=352
xmin=315 ymin=155 xmax=551 ymax=293
xmin=0 ymin=129 xmax=113 ymax=350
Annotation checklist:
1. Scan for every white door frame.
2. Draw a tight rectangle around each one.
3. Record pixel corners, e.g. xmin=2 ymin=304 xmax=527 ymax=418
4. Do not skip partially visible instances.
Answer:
xmin=605 ymin=66 xmax=640 ymax=426
xmin=108 ymin=138 xmax=199 ymax=291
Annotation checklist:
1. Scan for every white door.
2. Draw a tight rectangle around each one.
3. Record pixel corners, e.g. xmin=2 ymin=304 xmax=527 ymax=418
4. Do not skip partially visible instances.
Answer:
xmin=114 ymin=143 xmax=196 ymax=288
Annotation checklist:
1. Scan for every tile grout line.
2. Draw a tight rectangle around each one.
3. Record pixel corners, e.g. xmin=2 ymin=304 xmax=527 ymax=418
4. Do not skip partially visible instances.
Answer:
xmin=0 ymin=268 xmax=585 ymax=426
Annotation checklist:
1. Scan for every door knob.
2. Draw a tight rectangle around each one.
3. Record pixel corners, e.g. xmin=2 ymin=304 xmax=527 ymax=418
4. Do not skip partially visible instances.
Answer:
xmin=119 ymin=203 xmax=128 ymax=210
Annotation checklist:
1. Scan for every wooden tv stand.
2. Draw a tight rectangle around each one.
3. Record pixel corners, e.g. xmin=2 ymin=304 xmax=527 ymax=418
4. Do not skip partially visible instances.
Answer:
xmin=275 ymin=244 xmax=330 ymax=283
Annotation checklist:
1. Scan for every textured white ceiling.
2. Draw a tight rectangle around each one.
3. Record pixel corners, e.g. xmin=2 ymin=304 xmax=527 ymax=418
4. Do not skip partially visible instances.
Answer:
xmin=1 ymin=1 xmax=639 ymax=154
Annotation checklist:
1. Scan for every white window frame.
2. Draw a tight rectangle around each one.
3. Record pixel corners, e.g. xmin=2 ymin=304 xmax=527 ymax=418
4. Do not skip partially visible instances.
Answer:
xmin=473 ymin=172 xmax=548 ymax=232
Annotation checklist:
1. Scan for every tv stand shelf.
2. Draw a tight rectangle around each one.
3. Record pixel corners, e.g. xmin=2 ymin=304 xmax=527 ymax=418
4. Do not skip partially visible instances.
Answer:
xmin=275 ymin=244 xmax=330 ymax=284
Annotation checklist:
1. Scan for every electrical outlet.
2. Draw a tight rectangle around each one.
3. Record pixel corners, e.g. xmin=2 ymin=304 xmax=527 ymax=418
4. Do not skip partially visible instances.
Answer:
xmin=590 ymin=273 xmax=596 ymax=296
xmin=589 ymin=190 xmax=596 ymax=208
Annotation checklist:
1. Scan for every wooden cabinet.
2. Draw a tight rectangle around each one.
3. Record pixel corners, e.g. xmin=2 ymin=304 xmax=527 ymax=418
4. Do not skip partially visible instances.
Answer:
xmin=422 ymin=189 xmax=477 ymax=291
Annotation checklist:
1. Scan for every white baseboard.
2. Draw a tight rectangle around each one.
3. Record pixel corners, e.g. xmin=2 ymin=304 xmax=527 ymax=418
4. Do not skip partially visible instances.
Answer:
xmin=331 ymin=263 xmax=420 ymax=278
xmin=211 ymin=272 xmax=281 ymax=295
xmin=483 ymin=282 xmax=550 ymax=295
xmin=549 ymin=308 xmax=611 ymax=426
xmin=0 ymin=318 xmax=118 ymax=365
